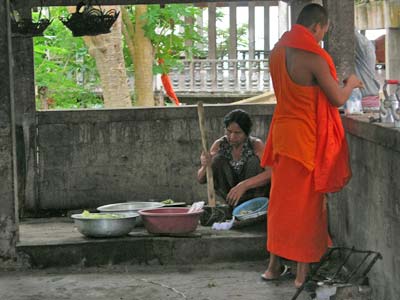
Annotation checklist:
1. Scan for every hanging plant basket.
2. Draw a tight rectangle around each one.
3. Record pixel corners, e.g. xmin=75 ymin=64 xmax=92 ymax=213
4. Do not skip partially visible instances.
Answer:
xmin=10 ymin=1 xmax=52 ymax=38
xmin=11 ymin=18 xmax=52 ymax=37
xmin=60 ymin=2 xmax=120 ymax=37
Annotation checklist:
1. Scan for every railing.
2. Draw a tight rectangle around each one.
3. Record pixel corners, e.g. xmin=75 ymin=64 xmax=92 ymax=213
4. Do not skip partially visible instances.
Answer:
xmin=167 ymin=59 xmax=271 ymax=93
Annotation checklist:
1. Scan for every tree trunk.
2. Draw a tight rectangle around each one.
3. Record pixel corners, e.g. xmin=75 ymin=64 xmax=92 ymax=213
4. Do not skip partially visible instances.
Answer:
xmin=133 ymin=5 xmax=155 ymax=106
xmin=68 ymin=6 xmax=132 ymax=108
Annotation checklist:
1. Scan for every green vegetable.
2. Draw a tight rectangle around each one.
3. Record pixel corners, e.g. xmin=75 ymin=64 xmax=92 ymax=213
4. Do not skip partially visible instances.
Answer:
xmin=161 ymin=199 xmax=175 ymax=204
xmin=81 ymin=210 xmax=121 ymax=219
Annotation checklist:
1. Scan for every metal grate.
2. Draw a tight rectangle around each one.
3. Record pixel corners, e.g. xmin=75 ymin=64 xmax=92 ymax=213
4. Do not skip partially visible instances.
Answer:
xmin=292 ymin=246 xmax=382 ymax=300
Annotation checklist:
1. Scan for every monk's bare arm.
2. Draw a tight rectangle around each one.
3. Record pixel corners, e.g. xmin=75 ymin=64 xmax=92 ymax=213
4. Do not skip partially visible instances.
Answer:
xmin=252 ymin=139 xmax=272 ymax=187
xmin=197 ymin=139 xmax=220 ymax=184
xmin=310 ymin=55 xmax=363 ymax=107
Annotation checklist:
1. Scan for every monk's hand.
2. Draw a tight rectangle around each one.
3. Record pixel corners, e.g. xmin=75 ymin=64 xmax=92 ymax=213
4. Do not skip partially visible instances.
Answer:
xmin=227 ymin=182 xmax=247 ymax=206
xmin=343 ymin=74 xmax=364 ymax=89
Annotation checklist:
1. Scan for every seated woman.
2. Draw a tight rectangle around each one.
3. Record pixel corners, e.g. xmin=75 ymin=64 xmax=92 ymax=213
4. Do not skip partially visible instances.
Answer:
xmin=197 ymin=109 xmax=271 ymax=207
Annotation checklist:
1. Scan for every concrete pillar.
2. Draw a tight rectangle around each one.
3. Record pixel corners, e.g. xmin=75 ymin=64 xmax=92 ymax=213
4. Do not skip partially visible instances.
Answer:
xmin=264 ymin=3 xmax=270 ymax=52
xmin=228 ymin=3 xmax=237 ymax=59
xmin=385 ymin=28 xmax=400 ymax=81
xmin=207 ymin=3 xmax=217 ymax=60
xmin=184 ymin=16 xmax=194 ymax=52
xmin=12 ymin=7 xmax=37 ymax=214
xmin=0 ymin=0 xmax=19 ymax=263
xmin=248 ymin=2 xmax=256 ymax=60
xmin=208 ymin=3 xmax=217 ymax=88
xmin=323 ymin=0 xmax=355 ymax=81
xmin=196 ymin=11 xmax=204 ymax=54
xmin=278 ymin=1 xmax=289 ymax=38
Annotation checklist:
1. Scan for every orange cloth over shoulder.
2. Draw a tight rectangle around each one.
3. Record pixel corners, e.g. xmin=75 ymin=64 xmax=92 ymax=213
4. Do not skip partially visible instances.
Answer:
xmin=261 ymin=24 xmax=351 ymax=193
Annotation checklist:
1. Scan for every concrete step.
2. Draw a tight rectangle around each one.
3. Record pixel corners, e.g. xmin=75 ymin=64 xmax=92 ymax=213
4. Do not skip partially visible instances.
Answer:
xmin=17 ymin=218 xmax=268 ymax=268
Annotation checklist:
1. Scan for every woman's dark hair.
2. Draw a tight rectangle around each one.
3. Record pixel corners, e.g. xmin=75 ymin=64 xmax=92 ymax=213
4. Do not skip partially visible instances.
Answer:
xmin=296 ymin=3 xmax=329 ymax=27
xmin=223 ymin=109 xmax=252 ymax=136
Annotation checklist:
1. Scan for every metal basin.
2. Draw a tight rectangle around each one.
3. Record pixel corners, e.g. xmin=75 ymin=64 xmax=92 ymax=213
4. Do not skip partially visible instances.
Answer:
xmin=71 ymin=212 xmax=138 ymax=238
xmin=97 ymin=202 xmax=164 ymax=226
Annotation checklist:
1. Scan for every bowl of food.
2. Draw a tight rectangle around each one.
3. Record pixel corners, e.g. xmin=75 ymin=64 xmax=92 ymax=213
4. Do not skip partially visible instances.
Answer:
xmin=71 ymin=210 xmax=138 ymax=238
xmin=97 ymin=202 xmax=164 ymax=225
xmin=138 ymin=207 xmax=203 ymax=234
xmin=232 ymin=197 xmax=269 ymax=221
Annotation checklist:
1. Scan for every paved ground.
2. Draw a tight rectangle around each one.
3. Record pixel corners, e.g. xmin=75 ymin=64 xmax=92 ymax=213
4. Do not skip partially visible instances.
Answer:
xmin=3 ymin=218 xmax=316 ymax=299
xmin=0 ymin=261 xmax=311 ymax=300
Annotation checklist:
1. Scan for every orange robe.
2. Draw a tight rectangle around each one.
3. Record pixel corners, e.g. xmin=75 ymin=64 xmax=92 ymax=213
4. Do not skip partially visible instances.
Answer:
xmin=261 ymin=24 xmax=351 ymax=263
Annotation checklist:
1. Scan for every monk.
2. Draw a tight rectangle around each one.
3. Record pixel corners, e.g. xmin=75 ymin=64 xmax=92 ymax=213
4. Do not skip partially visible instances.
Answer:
xmin=260 ymin=4 xmax=363 ymax=287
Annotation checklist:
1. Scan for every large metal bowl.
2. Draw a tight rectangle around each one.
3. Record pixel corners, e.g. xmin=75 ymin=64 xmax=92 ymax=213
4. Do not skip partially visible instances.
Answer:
xmin=71 ymin=212 xmax=138 ymax=238
xmin=97 ymin=202 xmax=164 ymax=225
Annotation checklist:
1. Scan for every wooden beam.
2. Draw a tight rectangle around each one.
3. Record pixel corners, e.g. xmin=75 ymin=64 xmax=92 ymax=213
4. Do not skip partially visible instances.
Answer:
xmin=17 ymin=0 xmax=280 ymax=9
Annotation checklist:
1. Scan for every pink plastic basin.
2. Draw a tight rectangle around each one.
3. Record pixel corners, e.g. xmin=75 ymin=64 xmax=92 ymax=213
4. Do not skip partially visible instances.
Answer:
xmin=138 ymin=207 xmax=203 ymax=234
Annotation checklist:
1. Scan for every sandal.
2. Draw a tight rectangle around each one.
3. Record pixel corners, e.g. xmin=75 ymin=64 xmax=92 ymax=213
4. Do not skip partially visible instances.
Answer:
xmin=261 ymin=264 xmax=293 ymax=281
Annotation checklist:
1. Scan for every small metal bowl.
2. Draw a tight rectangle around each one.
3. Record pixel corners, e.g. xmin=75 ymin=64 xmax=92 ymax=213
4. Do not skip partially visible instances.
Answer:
xmin=71 ymin=212 xmax=138 ymax=238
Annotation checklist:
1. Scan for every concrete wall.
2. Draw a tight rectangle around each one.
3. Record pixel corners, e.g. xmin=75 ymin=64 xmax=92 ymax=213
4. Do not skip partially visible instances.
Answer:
xmin=12 ymin=8 xmax=37 ymax=216
xmin=329 ymin=116 xmax=400 ymax=300
xmin=0 ymin=0 xmax=18 ymax=263
xmin=35 ymin=104 xmax=273 ymax=211
xmin=23 ymin=103 xmax=400 ymax=300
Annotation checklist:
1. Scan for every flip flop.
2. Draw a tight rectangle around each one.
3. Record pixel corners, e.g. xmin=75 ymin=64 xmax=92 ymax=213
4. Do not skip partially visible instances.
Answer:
xmin=261 ymin=265 xmax=293 ymax=281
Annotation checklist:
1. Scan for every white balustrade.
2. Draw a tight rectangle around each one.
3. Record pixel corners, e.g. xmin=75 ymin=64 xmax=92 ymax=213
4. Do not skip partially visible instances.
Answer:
xmin=166 ymin=58 xmax=271 ymax=93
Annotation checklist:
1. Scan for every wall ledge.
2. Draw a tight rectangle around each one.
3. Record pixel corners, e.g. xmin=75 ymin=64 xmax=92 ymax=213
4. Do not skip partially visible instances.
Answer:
xmin=343 ymin=115 xmax=400 ymax=154
xmin=35 ymin=104 xmax=275 ymax=124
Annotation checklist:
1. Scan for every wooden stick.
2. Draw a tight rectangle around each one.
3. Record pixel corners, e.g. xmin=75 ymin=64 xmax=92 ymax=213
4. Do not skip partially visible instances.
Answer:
xmin=197 ymin=102 xmax=216 ymax=208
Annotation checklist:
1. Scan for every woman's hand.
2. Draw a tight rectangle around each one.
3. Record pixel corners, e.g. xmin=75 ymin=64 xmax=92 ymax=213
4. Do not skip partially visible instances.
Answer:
xmin=227 ymin=182 xmax=248 ymax=206
xmin=197 ymin=151 xmax=211 ymax=184
xmin=200 ymin=151 xmax=212 ymax=167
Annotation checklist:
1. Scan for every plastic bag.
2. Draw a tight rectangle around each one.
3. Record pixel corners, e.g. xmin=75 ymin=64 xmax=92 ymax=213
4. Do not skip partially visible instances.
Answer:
xmin=188 ymin=201 xmax=205 ymax=213
xmin=212 ymin=217 xmax=235 ymax=231
xmin=344 ymin=88 xmax=363 ymax=115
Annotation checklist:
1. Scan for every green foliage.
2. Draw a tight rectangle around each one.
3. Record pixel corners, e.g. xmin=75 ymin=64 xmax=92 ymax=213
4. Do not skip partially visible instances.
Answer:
xmin=33 ymin=5 xmax=225 ymax=109
xmin=125 ymin=4 xmax=205 ymax=74
xmin=34 ymin=8 xmax=102 ymax=109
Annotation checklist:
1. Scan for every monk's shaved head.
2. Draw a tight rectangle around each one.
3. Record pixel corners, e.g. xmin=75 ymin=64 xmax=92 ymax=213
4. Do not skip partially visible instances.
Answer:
xmin=296 ymin=3 xmax=328 ymax=27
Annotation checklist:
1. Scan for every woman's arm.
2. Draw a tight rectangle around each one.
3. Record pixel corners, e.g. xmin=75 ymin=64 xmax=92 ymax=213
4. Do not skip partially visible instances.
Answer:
xmin=226 ymin=138 xmax=272 ymax=206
